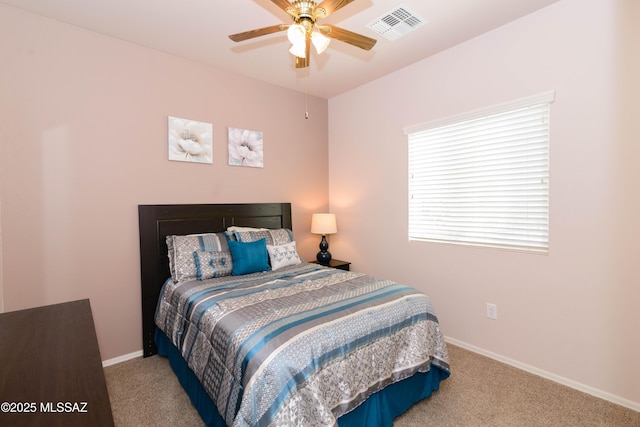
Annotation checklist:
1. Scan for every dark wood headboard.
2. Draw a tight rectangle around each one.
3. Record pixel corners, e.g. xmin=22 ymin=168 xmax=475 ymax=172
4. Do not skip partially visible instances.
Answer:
xmin=138 ymin=203 xmax=292 ymax=357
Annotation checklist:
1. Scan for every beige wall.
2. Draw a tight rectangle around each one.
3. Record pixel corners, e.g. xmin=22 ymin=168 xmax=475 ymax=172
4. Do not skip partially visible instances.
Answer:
xmin=0 ymin=5 xmax=329 ymax=359
xmin=329 ymin=0 xmax=639 ymax=409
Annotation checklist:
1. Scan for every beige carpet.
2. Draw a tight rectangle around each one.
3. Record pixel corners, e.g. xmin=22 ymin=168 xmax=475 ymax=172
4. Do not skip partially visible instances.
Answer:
xmin=104 ymin=344 xmax=640 ymax=426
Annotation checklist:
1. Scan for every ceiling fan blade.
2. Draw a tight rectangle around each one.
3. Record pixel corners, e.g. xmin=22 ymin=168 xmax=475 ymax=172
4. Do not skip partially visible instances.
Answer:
xmin=229 ymin=24 xmax=288 ymax=42
xmin=318 ymin=25 xmax=377 ymax=50
xmin=315 ymin=0 xmax=355 ymax=19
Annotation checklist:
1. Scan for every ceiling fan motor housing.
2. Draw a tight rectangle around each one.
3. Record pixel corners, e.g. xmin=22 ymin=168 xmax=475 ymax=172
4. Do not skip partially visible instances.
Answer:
xmin=291 ymin=1 xmax=319 ymax=19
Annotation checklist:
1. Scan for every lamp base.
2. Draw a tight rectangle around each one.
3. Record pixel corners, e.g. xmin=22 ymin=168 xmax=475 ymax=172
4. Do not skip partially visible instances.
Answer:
xmin=316 ymin=250 xmax=332 ymax=265
xmin=316 ymin=234 xmax=332 ymax=265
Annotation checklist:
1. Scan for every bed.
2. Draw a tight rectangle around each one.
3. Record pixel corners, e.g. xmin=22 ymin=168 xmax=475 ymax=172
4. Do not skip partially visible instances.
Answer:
xmin=139 ymin=203 xmax=449 ymax=427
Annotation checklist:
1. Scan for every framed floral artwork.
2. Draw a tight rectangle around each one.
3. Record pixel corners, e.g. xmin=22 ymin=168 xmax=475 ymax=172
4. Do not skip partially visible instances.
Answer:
xmin=228 ymin=127 xmax=264 ymax=168
xmin=168 ymin=116 xmax=213 ymax=164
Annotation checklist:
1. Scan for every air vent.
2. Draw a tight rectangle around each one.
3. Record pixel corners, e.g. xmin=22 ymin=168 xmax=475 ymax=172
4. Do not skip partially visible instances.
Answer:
xmin=367 ymin=4 xmax=426 ymax=41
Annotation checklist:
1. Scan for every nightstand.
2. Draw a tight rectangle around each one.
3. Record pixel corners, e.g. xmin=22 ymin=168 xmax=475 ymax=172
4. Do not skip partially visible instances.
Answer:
xmin=312 ymin=259 xmax=351 ymax=271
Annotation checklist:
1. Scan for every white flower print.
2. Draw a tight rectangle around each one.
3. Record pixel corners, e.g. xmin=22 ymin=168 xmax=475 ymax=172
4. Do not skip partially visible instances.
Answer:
xmin=168 ymin=117 xmax=213 ymax=163
xmin=228 ymin=127 xmax=264 ymax=168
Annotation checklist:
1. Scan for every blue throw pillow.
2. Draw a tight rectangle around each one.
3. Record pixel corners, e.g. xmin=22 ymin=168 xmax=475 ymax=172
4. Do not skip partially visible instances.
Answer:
xmin=228 ymin=238 xmax=271 ymax=276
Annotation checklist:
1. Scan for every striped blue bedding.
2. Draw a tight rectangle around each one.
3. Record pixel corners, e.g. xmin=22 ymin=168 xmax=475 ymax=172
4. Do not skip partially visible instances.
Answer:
xmin=155 ymin=262 xmax=449 ymax=427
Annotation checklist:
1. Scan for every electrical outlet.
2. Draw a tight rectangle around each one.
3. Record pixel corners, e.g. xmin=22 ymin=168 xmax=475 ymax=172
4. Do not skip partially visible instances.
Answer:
xmin=486 ymin=303 xmax=498 ymax=320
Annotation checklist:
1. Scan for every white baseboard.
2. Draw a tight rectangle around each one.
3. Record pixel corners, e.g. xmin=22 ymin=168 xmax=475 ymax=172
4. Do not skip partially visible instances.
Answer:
xmin=102 ymin=350 xmax=143 ymax=367
xmin=445 ymin=336 xmax=640 ymax=413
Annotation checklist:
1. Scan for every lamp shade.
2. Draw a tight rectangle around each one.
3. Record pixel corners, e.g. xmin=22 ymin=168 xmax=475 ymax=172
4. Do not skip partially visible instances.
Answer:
xmin=311 ymin=213 xmax=337 ymax=235
xmin=289 ymin=41 xmax=307 ymax=58
xmin=287 ymin=24 xmax=306 ymax=44
xmin=311 ymin=31 xmax=331 ymax=54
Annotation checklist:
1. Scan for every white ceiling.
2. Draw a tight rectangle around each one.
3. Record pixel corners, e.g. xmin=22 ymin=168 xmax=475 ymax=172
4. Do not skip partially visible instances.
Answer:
xmin=2 ymin=0 xmax=560 ymax=99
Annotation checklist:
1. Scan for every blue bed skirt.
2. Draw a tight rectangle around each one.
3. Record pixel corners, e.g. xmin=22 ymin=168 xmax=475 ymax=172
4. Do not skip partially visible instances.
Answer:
xmin=155 ymin=328 xmax=449 ymax=427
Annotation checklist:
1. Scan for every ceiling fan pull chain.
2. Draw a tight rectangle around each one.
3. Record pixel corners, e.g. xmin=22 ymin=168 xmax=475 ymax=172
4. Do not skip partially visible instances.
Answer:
xmin=304 ymin=66 xmax=311 ymax=119
xmin=305 ymin=91 xmax=309 ymax=119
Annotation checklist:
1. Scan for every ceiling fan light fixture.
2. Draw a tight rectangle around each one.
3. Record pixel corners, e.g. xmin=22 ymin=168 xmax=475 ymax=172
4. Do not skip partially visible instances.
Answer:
xmin=287 ymin=23 xmax=306 ymax=44
xmin=311 ymin=30 xmax=331 ymax=54
xmin=289 ymin=40 xmax=307 ymax=58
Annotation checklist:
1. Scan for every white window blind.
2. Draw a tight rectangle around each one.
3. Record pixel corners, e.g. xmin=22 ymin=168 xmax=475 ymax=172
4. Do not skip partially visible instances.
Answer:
xmin=405 ymin=91 xmax=554 ymax=253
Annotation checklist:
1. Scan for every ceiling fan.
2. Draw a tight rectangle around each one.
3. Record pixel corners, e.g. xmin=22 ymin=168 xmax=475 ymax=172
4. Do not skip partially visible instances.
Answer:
xmin=228 ymin=0 xmax=377 ymax=68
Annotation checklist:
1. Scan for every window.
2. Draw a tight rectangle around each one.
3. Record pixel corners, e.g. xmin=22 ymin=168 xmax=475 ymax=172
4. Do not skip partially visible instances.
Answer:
xmin=405 ymin=91 xmax=554 ymax=254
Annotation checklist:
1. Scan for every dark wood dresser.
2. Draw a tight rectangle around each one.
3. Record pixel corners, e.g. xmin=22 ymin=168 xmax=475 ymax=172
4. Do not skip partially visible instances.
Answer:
xmin=0 ymin=299 xmax=114 ymax=426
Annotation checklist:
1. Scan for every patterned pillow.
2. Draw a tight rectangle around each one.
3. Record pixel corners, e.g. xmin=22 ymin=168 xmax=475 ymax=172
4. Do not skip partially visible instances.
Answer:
xmin=266 ymin=241 xmax=302 ymax=270
xmin=230 ymin=228 xmax=293 ymax=246
xmin=167 ymin=232 xmax=231 ymax=282
xmin=193 ymin=250 xmax=233 ymax=280
xmin=224 ymin=226 xmax=267 ymax=241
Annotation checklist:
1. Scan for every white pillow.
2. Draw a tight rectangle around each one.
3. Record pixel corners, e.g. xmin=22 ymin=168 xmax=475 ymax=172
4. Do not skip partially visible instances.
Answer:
xmin=266 ymin=241 xmax=302 ymax=270
xmin=227 ymin=226 xmax=267 ymax=232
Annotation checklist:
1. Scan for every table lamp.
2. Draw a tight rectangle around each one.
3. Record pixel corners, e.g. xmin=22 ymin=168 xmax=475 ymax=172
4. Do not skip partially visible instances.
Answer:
xmin=311 ymin=213 xmax=337 ymax=265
